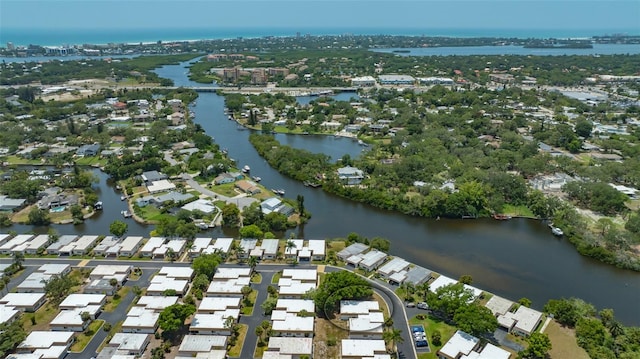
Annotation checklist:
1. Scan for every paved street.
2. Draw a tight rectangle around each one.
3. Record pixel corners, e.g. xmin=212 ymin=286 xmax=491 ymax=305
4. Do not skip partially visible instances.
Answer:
xmin=3 ymin=258 xmax=418 ymax=359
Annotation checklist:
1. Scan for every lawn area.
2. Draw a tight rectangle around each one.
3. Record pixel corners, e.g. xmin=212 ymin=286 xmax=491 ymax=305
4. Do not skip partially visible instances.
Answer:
xmin=372 ymin=292 xmax=390 ymax=319
xmin=271 ymin=271 xmax=282 ymax=284
xmin=3 ymin=155 xmax=42 ymax=165
xmin=135 ymin=205 xmax=170 ymax=222
xmin=74 ymin=156 xmax=107 ymax=166
xmin=22 ymin=303 xmax=60 ymax=332
xmin=69 ymin=269 xmax=91 ymax=293
xmin=104 ymin=286 xmax=131 ymax=312
xmin=70 ymin=320 xmax=104 ymax=352
xmin=211 ymin=183 xmax=239 ymax=197
xmin=327 ymin=240 xmax=346 ymax=252
xmin=314 ymin=317 xmax=348 ymax=359
xmin=251 ymin=272 xmax=262 ymax=284
xmin=545 ymin=320 xmax=590 ymax=359
xmin=241 ymin=289 xmax=258 ymax=315
xmin=502 ymin=204 xmax=535 ymax=218
xmin=409 ymin=314 xmax=457 ymax=359
xmin=228 ymin=324 xmax=248 ymax=357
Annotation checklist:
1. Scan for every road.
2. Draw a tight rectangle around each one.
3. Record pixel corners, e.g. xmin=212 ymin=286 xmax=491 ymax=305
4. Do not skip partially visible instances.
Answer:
xmin=6 ymin=259 xmax=417 ymax=359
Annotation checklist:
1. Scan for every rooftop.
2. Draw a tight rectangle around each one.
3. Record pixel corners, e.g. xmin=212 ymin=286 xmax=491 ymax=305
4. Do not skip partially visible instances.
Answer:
xmin=438 ymin=330 xmax=479 ymax=359
xmin=341 ymin=339 xmax=387 ymax=357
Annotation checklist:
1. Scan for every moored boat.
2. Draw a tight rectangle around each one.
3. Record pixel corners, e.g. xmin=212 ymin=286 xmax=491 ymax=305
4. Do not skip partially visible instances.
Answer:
xmin=242 ymin=165 xmax=250 ymax=173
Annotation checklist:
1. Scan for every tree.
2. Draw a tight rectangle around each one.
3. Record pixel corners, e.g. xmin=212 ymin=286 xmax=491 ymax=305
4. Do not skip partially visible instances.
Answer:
xmin=166 ymin=248 xmax=177 ymax=263
xmin=12 ymin=252 xmax=24 ymax=270
xmin=625 ymin=212 xmax=640 ymax=233
xmin=109 ymin=220 xmax=128 ymax=238
xmin=248 ymin=256 xmax=259 ymax=272
xmin=310 ymin=270 xmax=372 ymax=314
xmin=382 ymin=328 xmax=404 ymax=352
xmin=158 ymin=303 xmax=195 ymax=336
xmin=0 ymin=320 xmax=27 ymax=357
xmin=80 ymin=311 xmax=91 ymax=322
xmin=28 ymin=208 xmax=50 ymax=226
xmin=595 ymin=218 xmax=613 ymax=237
xmin=109 ymin=278 xmax=119 ymax=293
xmin=222 ymin=203 xmax=241 ymax=227
xmin=453 ymin=304 xmax=498 ymax=337
xmin=519 ymin=297 xmax=532 ymax=307
xmin=239 ymin=224 xmax=264 ymax=239
xmin=191 ymin=253 xmax=222 ymax=279
xmin=241 ymin=285 xmax=252 ymax=298
xmin=0 ymin=213 xmax=12 ymax=228
xmin=297 ymin=194 xmax=305 ymax=216
xmin=261 ymin=296 xmax=278 ymax=315
xmin=42 ymin=274 xmax=77 ymax=307
xmin=431 ymin=330 xmax=442 ymax=346
xmin=369 ymin=237 xmax=390 ymax=252
xmin=519 ymin=332 xmax=552 ymax=359
xmin=426 ymin=283 xmax=474 ymax=318
xmin=575 ymin=118 xmax=593 ymax=138
xmin=459 ymin=275 xmax=473 ymax=285
xmin=544 ymin=298 xmax=596 ymax=327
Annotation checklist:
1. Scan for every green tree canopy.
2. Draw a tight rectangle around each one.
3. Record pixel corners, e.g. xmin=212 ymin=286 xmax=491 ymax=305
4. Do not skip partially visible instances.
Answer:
xmin=453 ymin=304 xmax=498 ymax=337
xmin=109 ymin=220 xmax=128 ymax=238
xmin=158 ymin=303 xmax=195 ymax=335
xmin=309 ymin=270 xmax=372 ymax=314
xmin=191 ymin=253 xmax=223 ymax=280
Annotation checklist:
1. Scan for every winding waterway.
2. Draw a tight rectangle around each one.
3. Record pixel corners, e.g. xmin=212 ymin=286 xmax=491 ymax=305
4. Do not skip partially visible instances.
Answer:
xmin=8 ymin=57 xmax=638 ymax=325
xmin=156 ymin=60 xmax=640 ymax=325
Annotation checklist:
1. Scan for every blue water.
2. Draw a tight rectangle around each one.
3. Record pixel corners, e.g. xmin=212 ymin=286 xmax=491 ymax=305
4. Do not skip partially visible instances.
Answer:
xmin=373 ymin=44 xmax=640 ymax=56
xmin=2 ymin=27 xmax=638 ymax=47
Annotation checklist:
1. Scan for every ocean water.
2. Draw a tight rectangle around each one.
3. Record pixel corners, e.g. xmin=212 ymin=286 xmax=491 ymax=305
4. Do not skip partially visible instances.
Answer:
xmin=2 ymin=27 xmax=638 ymax=47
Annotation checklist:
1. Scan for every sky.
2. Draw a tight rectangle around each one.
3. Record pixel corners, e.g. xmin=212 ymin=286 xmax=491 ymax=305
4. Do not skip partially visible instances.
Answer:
xmin=1 ymin=0 xmax=639 ymax=32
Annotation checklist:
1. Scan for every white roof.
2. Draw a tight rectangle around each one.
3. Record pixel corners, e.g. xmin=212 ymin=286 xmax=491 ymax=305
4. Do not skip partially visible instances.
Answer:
xmin=0 ymin=292 xmax=45 ymax=307
xmin=214 ymin=267 xmax=251 ymax=279
xmin=158 ymin=266 xmax=193 ymax=279
xmin=59 ymin=294 xmax=105 ymax=308
xmin=46 ymin=235 xmax=77 ymax=251
xmin=502 ymin=305 xmax=544 ymax=334
xmin=147 ymin=179 xmax=176 ymax=193
xmin=359 ymin=250 xmax=387 ymax=268
xmin=38 ymin=263 xmax=70 ymax=275
xmin=198 ymin=297 xmax=241 ymax=312
xmin=90 ymin=265 xmax=132 ymax=278
xmin=51 ymin=307 xmax=99 ymax=326
xmin=338 ymin=242 xmax=368 ymax=258
xmin=260 ymin=239 xmax=279 ymax=255
xmin=93 ymin=236 xmax=118 ymax=252
xmin=462 ymin=342 xmax=511 ymax=359
xmin=439 ymin=330 xmax=479 ymax=358
xmin=272 ymin=312 xmax=314 ymax=332
xmin=306 ymin=239 xmax=325 ymax=256
xmin=190 ymin=311 xmax=240 ymax=330
xmin=276 ymin=299 xmax=315 ymax=314
xmin=211 ymin=238 xmax=233 ymax=253
xmin=277 ymin=279 xmax=316 ymax=296
xmin=25 ymin=235 xmax=49 ymax=251
xmin=148 ymin=277 xmax=188 ymax=294
xmin=109 ymin=333 xmax=150 ymax=352
xmin=485 ymin=296 xmax=514 ymax=316
xmin=141 ymin=237 xmax=165 ymax=252
xmin=179 ymin=335 xmax=227 ymax=352
xmin=349 ymin=314 xmax=385 ymax=333
xmin=176 ymin=351 xmax=226 ymax=359
xmin=282 ymin=268 xmax=316 ymax=281
xmin=239 ymin=238 xmax=258 ymax=252
xmin=340 ymin=300 xmax=380 ymax=315
xmin=17 ymin=272 xmax=49 ymax=290
xmin=378 ymin=257 xmax=410 ymax=275
xmin=182 ymin=199 xmax=217 ymax=214
xmin=18 ymin=331 xmax=74 ymax=349
xmin=120 ymin=236 xmax=143 ymax=252
xmin=0 ymin=304 xmax=19 ymax=323
xmin=74 ymin=235 xmax=99 ymax=250
xmin=207 ymin=277 xmax=250 ymax=295
xmin=284 ymin=239 xmax=303 ymax=255
xmin=0 ymin=234 xmax=33 ymax=251
xmin=341 ymin=339 xmax=387 ymax=357
xmin=190 ymin=237 xmax=212 ymax=253
xmin=136 ymin=296 xmax=179 ymax=311
xmin=267 ymin=337 xmax=313 ymax=355
xmin=123 ymin=309 xmax=159 ymax=329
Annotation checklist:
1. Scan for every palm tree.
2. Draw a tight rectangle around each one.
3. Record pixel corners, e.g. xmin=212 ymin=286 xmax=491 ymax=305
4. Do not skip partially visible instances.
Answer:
xmin=247 ymin=256 xmax=259 ymax=273
xmin=12 ymin=252 xmax=24 ymax=270
xmin=167 ymin=248 xmax=177 ymax=263
xmin=109 ymin=278 xmax=119 ymax=294
xmin=383 ymin=328 xmax=404 ymax=353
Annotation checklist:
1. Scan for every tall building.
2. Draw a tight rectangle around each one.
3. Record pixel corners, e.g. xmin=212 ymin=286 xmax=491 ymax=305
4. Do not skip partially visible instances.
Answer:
xmin=6 ymin=42 xmax=15 ymax=50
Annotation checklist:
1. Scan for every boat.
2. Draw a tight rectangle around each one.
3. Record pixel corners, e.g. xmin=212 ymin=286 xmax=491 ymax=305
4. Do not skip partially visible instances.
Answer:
xmin=493 ymin=214 xmax=512 ymax=220
xmin=195 ymin=222 xmax=209 ymax=230
xmin=277 ymin=189 xmax=285 ymax=196
xmin=242 ymin=165 xmax=250 ymax=173
xmin=271 ymin=189 xmax=285 ymax=196
xmin=120 ymin=195 xmax=126 ymax=201
xmin=552 ymin=227 xmax=564 ymax=236
xmin=252 ymin=176 xmax=261 ymax=182
xmin=121 ymin=210 xmax=132 ymax=218
xmin=94 ymin=201 xmax=103 ymax=210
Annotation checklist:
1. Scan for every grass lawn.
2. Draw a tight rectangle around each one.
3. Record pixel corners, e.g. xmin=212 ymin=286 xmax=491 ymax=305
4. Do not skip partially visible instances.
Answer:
xmin=545 ymin=320 xmax=590 ymax=359
xmin=69 ymin=269 xmax=90 ymax=293
xmin=314 ymin=317 xmax=348 ymax=359
xmin=372 ymin=292 xmax=390 ymax=319
xmin=74 ymin=156 xmax=107 ymax=166
xmin=409 ymin=314 xmax=457 ymax=359
xmin=327 ymin=240 xmax=346 ymax=252
xmin=70 ymin=320 xmax=104 ymax=352
xmin=502 ymin=204 xmax=535 ymax=218
xmin=135 ymin=205 xmax=169 ymax=222
xmin=241 ymin=289 xmax=258 ymax=315
xmin=97 ymin=320 xmax=124 ymax=352
xmin=104 ymin=286 xmax=131 ymax=312
xmin=251 ymin=272 xmax=262 ymax=284
xmin=271 ymin=271 xmax=283 ymax=284
xmin=3 ymin=155 xmax=42 ymax=165
xmin=22 ymin=302 xmax=60 ymax=332
xmin=211 ymin=183 xmax=239 ymax=197
xmin=228 ymin=324 xmax=248 ymax=357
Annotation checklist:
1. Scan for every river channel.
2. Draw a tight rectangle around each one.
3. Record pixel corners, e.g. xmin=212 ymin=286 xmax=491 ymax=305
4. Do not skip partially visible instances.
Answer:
xmin=9 ymin=58 xmax=639 ymax=325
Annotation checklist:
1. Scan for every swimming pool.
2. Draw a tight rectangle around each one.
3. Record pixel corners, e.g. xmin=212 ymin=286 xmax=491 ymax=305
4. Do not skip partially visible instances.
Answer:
xmin=50 ymin=206 xmax=66 ymax=213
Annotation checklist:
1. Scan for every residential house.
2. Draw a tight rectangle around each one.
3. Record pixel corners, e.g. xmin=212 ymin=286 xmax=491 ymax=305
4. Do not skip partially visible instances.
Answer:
xmin=337 ymin=166 xmax=365 ymax=185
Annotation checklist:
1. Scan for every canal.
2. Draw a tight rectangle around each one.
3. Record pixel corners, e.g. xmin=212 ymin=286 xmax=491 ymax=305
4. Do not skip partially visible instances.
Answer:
xmin=157 ymin=60 xmax=640 ymax=324
xmin=8 ymin=58 xmax=638 ymax=325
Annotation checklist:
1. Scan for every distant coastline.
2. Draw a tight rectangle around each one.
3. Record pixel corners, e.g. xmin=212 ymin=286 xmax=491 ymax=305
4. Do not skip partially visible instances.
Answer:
xmin=2 ymin=26 xmax=639 ymax=47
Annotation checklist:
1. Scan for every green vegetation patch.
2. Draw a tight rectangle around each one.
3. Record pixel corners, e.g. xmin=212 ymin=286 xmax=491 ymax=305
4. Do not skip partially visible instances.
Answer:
xmin=70 ymin=320 xmax=104 ymax=352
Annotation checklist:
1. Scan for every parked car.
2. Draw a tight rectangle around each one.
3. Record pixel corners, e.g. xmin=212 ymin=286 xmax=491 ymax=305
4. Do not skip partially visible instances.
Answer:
xmin=416 ymin=340 xmax=428 ymax=347
xmin=417 ymin=302 xmax=429 ymax=310
xmin=406 ymin=302 xmax=416 ymax=308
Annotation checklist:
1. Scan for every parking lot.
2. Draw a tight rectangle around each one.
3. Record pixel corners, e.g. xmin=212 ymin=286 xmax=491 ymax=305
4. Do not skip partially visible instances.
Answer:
xmin=411 ymin=324 xmax=431 ymax=353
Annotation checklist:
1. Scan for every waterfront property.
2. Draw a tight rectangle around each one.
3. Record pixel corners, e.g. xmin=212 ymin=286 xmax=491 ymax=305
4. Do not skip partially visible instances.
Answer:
xmin=337 ymin=166 xmax=365 ymax=185
xmin=437 ymin=330 xmax=511 ymax=359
